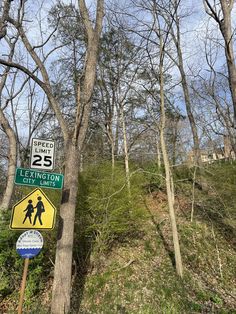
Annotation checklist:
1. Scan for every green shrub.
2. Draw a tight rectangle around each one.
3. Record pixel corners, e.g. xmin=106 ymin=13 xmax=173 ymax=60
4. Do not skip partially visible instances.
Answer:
xmin=75 ymin=162 xmax=146 ymax=256
xmin=141 ymin=162 xmax=164 ymax=192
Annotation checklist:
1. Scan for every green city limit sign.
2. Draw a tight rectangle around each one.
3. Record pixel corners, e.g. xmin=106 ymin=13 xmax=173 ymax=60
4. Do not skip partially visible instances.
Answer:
xmin=15 ymin=168 xmax=64 ymax=189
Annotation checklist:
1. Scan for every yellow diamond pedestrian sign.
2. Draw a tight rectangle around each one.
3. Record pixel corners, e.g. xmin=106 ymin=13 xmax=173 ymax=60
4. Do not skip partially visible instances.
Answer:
xmin=10 ymin=188 xmax=56 ymax=230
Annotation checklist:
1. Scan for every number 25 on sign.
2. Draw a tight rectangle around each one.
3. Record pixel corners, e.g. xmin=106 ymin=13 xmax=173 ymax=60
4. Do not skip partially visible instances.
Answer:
xmin=30 ymin=138 xmax=55 ymax=171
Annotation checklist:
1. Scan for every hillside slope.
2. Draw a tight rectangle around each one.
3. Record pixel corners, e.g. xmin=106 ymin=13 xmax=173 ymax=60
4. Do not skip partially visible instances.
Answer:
xmin=76 ymin=189 xmax=236 ymax=313
xmin=1 ymin=162 xmax=236 ymax=313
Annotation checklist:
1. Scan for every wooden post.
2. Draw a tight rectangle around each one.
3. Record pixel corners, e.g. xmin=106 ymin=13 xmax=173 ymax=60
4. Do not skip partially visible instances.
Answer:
xmin=18 ymin=258 xmax=29 ymax=314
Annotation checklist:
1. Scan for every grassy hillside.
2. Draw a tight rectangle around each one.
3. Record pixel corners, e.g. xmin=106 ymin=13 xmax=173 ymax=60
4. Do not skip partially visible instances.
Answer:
xmin=0 ymin=161 xmax=236 ymax=313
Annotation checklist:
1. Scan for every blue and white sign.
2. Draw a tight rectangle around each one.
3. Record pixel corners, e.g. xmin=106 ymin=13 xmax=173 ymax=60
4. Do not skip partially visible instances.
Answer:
xmin=16 ymin=230 xmax=43 ymax=258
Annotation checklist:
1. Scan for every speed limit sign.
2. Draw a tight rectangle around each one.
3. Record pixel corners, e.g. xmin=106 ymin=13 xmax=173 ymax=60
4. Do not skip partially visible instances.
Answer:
xmin=30 ymin=138 xmax=55 ymax=171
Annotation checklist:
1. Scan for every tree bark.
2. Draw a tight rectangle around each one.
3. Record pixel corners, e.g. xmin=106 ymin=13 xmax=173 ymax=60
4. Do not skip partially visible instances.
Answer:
xmin=51 ymin=140 xmax=79 ymax=313
xmin=0 ymin=109 xmax=17 ymax=210
xmin=51 ymin=37 xmax=102 ymax=313
xmin=0 ymin=0 xmax=12 ymax=39
xmin=51 ymin=1 xmax=104 ymax=312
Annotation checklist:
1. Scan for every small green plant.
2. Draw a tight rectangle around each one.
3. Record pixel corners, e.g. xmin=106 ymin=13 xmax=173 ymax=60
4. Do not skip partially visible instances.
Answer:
xmin=210 ymin=294 xmax=223 ymax=305
xmin=142 ymin=162 xmax=164 ymax=192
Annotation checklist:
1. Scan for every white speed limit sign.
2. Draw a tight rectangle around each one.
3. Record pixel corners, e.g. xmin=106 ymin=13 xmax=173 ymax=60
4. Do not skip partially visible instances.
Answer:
xmin=30 ymin=138 xmax=55 ymax=171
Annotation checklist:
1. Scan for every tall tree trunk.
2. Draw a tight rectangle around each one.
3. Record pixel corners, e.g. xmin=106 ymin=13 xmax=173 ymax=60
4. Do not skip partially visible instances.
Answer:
xmin=51 ymin=140 xmax=79 ymax=313
xmin=0 ymin=109 xmax=17 ymax=210
xmin=114 ymin=106 xmax=120 ymax=157
xmin=120 ymin=106 xmax=131 ymax=196
xmin=219 ymin=0 xmax=236 ymax=126
xmin=159 ymin=38 xmax=183 ymax=278
xmin=175 ymin=18 xmax=202 ymax=167
xmin=51 ymin=2 xmax=104 ymax=312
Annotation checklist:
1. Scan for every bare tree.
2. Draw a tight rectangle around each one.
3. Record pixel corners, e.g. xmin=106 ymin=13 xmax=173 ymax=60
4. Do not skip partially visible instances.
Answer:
xmin=154 ymin=1 xmax=183 ymax=277
xmin=203 ymin=0 xmax=236 ymax=126
xmin=0 ymin=0 xmax=104 ymax=312
xmin=96 ymin=22 xmax=144 ymax=192
xmin=0 ymin=33 xmax=48 ymax=209
xmin=189 ymin=27 xmax=236 ymax=158
xmin=167 ymin=0 xmax=202 ymax=166
xmin=0 ymin=35 xmax=18 ymax=210
xmin=130 ymin=0 xmax=183 ymax=277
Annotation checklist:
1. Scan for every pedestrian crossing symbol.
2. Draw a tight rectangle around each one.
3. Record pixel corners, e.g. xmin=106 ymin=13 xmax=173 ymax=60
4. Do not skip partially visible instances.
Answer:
xmin=10 ymin=188 xmax=56 ymax=230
